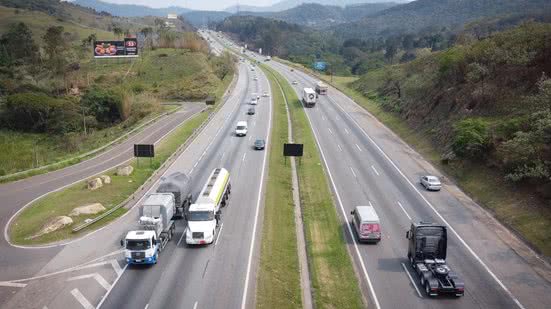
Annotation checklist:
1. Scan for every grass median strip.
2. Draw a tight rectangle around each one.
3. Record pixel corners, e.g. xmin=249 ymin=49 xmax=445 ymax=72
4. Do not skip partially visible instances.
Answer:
xmin=8 ymin=73 xmax=235 ymax=246
xmin=262 ymin=65 xmax=364 ymax=308
xmin=256 ymin=67 xmax=302 ymax=309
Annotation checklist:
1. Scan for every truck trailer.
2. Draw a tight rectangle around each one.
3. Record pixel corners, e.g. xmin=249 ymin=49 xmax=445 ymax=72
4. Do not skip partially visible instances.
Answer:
xmin=185 ymin=168 xmax=231 ymax=245
xmin=315 ymin=81 xmax=328 ymax=95
xmin=406 ymin=222 xmax=465 ymax=297
xmin=122 ymin=193 xmax=177 ymax=265
xmin=302 ymin=88 xmax=317 ymax=107
xmin=156 ymin=172 xmax=192 ymax=218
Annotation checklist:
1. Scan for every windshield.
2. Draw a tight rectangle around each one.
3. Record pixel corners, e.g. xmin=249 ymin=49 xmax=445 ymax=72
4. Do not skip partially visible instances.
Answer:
xmin=126 ymin=239 xmax=151 ymax=250
xmin=237 ymin=126 xmax=246 ymax=130
xmin=188 ymin=210 xmax=214 ymax=221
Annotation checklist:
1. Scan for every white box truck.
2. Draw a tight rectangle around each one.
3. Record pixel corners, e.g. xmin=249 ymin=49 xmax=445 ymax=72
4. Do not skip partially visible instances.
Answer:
xmin=315 ymin=81 xmax=328 ymax=95
xmin=122 ymin=193 xmax=177 ymax=265
xmin=302 ymin=87 xmax=317 ymax=107
xmin=185 ymin=168 xmax=231 ymax=245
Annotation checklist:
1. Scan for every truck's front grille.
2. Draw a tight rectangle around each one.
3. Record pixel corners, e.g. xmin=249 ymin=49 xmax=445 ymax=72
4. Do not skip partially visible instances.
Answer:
xmin=192 ymin=232 xmax=204 ymax=239
xmin=131 ymin=252 xmax=145 ymax=259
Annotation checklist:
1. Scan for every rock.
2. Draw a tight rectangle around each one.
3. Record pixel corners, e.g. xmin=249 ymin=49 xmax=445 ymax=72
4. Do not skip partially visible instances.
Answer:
xmin=117 ymin=165 xmax=134 ymax=176
xmin=26 ymin=216 xmax=73 ymax=240
xmin=69 ymin=203 xmax=106 ymax=217
xmin=99 ymin=174 xmax=111 ymax=184
xmin=87 ymin=177 xmax=103 ymax=190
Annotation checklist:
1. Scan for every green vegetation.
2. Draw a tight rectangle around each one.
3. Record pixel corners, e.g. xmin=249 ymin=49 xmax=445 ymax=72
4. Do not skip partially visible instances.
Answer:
xmin=256 ymin=66 xmax=301 ymax=309
xmin=262 ymin=64 xmax=364 ymax=308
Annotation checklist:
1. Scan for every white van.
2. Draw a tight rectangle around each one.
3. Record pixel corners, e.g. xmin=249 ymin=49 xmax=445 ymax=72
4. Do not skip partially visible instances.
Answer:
xmin=351 ymin=205 xmax=381 ymax=243
xmin=235 ymin=121 xmax=248 ymax=136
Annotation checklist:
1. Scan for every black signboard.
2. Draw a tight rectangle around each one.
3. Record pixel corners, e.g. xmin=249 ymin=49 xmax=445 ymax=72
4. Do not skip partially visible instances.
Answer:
xmin=206 ymin=96 xmax=215 ymax=105
xmin=134 ymin=144 xmax=154 ymax=158
xmin=94 ymin=38 xmax=138 ymax=58
xmin=284 ymin=143 xmax=303 ymax=157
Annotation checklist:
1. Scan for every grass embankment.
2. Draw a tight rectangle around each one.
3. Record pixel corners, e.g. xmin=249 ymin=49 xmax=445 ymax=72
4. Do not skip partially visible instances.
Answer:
xmin=255 ymin=68 xmax=301 ymax=309
xmin=262 ymin=65 xmax=364 ymax=308
xmin=9 ymin=72 xmax=234 ymax=246
xmin=284 ymin=60 xmax=551 ymax=256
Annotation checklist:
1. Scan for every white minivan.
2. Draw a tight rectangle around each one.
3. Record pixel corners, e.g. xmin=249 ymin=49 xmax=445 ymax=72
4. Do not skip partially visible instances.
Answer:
xmin=235 ymin=121 xmax=248 ymax=136
xmin=351 ymin=205 xmax=381 ymax=243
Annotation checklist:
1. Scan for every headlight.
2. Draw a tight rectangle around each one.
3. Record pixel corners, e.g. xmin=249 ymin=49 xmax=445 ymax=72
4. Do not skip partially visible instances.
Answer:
xmin=124 ymin=251 xmax=130 ymax=258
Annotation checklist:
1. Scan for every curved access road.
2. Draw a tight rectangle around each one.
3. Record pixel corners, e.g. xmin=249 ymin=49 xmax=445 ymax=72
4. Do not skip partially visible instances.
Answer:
xmin=0 ymin=102 xmax=205 ymax=282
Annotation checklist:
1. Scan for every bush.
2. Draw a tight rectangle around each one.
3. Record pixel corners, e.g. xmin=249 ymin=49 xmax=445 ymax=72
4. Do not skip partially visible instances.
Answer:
xmin=81 ymin=88 xmax=123 ymax=124
xmin=452 ymin=118 xmax=491 ymax=159
xmin=3 ymin=92 xmax=81 ymax=134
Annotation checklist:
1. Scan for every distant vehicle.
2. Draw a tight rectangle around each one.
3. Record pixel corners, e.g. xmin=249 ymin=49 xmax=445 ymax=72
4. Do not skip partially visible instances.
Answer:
xmin=248 ymin=107 xmax=255 ymax=115
xmin=315 ymin=81 xmax=328 ymax=95
xmin=251 ymin=67 xmax=255 ymax=71
xmin=185 ymin=168 xmax=231 ymax=245
xmin=406 ymin=222 xmax=464 ymax=297
xmin=235 ymin=121 xmax=248 ymax=136
xmin=290 ymin=68 xmax=294 ymax=72
xmin=254 ymin=76 xmax=258 ymax=81
xmin=254 ymin=139 xmax=266 ymax=150
xmin=350 ymin=205 xmax=381 ymax=243
xmin=122 ymin=193 xmax=177 ymax=265
xmin=262 ymin=91 xmax=269 ymax=97
xmin=250 ymin=97 xmax=258 ymax=105
xmin=421 ymin=176 xmax=442 ymax=191
xmin=302 ymin=88 xmax=317 ymax=107
xmin=265 ymin=56 xmax=271 ymax=61
xmin=292 ymin=80 xmax=298 ymax=85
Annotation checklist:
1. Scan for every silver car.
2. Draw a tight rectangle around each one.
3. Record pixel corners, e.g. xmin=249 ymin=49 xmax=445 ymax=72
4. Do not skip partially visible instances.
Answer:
xmin=420 ymin=175 xmax=442 ymax=191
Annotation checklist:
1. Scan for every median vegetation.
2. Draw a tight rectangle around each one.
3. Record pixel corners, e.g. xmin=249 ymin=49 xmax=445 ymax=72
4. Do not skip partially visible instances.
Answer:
xmin=256 ymin=66 xmax=302 ymax=309
xmin=262 ymin=65 xmax=364 ymax=308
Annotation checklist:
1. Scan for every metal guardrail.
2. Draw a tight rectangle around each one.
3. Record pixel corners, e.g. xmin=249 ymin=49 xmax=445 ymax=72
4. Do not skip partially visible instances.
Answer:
xmin=72 ymin=72 xmax=239 ymax=233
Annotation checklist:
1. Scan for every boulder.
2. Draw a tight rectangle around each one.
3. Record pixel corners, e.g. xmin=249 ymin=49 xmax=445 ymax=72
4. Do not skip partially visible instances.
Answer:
xmin=87 ymin=177 xmax=103 ymax=190
xmin=69 ymin=203 xmax=106 ymax=217
xmin=99 ymin=174 xmax=111 ymax=184
xmin=26 ymin=216 xmax=73 ymax=240
xmin=117 ymin=165 xmax=134 ymax=176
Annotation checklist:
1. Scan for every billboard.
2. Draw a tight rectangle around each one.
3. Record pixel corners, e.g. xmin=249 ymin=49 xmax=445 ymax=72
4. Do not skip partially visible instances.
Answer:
xmin=313 ymin=61 xmax=326 ymax=71
xmin=283 ymin=143 xmax=304 ymax=157
xmin=94 ymin=38 xmax=138 ymax=58
xmin=134 ymin=144 xmax=154 ymax=157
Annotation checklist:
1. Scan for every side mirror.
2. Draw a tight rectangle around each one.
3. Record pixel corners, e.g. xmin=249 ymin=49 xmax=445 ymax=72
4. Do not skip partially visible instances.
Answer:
xmin=350 ymin=210 xmax=354 ymax=215
xmin=405 ymin=231 xmax=410 ymax=239
xmin=120 ymin=239 xmax=124 ymax=247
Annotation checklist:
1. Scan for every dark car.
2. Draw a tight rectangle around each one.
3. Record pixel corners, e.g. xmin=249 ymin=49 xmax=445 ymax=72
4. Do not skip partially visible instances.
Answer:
xmin=254 ymin=139 xmax=265 ymax=150
xmin=248 ymin=108 xmax=255 ymax=115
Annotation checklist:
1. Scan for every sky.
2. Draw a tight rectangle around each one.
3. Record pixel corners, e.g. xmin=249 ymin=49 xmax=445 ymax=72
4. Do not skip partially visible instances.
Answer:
xmin=98 ymin=1 xmax=278 ymax=11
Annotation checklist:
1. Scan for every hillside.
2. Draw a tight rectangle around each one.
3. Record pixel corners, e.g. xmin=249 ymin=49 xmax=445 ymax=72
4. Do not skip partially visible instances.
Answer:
xmin=332 ymin=0 xmax=551 ymax=39
xmin=351 ymin=22 xmax=551 ymax=198
xmin=225 ymin=0 xmax=407 ymax=13
xmin=180 ymin=10 xmax=231 ymax=27
xmin=242 ymin=2 xmax=398 ymax=28
xmin=72 ymin=0 xmax=190 ymax=17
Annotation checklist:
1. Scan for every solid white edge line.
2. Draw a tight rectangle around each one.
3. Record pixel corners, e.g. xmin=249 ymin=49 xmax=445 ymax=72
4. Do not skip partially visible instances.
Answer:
xmin=96 ymin=263 xmax=128 ymax=309
xmin=0 ymin=281 xmax=26 ymax=288
xmin=193 ymin=301 xmax=198 ymax=309
xmin=240 ymin=64 xmax=273 ymax=309
xmin=326 ymin=80 xmax=525 ymax=309
xmin=301 ymin=92 xmax=381 ymax=309
xmin=401 ymin=263 xmax=423 ymax=298
xmin=144 ymin=304 xmax=149 ymax=309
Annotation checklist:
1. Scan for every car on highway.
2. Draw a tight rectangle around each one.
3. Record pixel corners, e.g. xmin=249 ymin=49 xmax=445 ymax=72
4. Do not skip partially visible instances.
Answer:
xmin=290 ymin=68 xmax=294 ymax=72
xmin=262 ymin=91 xmax=269 ymax=97
xmin=420 ymin=175 xmax=442 ymax=191
xmin=247 ymin=107 xmax=255 ymax=115
xmin=254 ymin=139 xmax=265 ymax=150
xmin=254 ymin=76 xmax=258 ymax=81
xmin=251 ymin=97 xmax=258 ymax=105
xmin=292 ymin=80 xmax=298 ymax=85
xmin=235 ymin=121 xmax=248 ymax=136
xmin=351 ymin=205 xmax=381 ymax=243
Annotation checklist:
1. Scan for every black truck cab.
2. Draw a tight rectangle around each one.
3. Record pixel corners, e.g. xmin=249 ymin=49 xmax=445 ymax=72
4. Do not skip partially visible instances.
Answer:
xmin=406 ymin=222 xmax=464 ymax=297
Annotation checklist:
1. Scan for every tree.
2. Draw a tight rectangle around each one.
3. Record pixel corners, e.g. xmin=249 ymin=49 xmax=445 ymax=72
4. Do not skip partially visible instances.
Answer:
xmin=384 ymin=39 xmax=398 ymax=64
xmin=452 ymin=118 xmax=491 ymax=159
xmin=81 ymin=88 xmax=123 ymax=124
xmin=43 ymin=26 xmax=67 ymax=73
xmin=0 ymin=22 xmax=38 ymax=65
xmin=112 ymin=26 xmax=123 ymax=39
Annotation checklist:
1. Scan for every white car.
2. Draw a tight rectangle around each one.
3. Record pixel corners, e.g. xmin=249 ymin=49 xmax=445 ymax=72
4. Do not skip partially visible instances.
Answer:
xmin=262 ymin=91 xmax=269 ymax=97
xmin=235 ymin=121 xmax=248 ymax=136
xmin=420 ymin=175 xmax=442 ymax=191
xmin=292 ymin=80 xmax=298 ymax=85
xmin=251 ymin=97 xmax=258 ymax=105
xmin=254 ymin=77 xmax=258 ymax=81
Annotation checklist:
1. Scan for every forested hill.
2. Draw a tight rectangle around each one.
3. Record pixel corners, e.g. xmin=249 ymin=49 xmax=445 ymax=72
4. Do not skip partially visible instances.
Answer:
xmin=332 ymin=0 xmax=551 ymax=39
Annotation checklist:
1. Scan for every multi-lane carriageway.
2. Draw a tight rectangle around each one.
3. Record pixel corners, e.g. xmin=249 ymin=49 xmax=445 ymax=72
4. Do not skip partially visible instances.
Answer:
xmin=209 ymin=31 xmax=551 ymax=309
xmin=0 ymin=52 xmax=273 ymax=309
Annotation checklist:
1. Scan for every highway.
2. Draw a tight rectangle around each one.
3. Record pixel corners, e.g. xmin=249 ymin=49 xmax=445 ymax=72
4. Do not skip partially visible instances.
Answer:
xmin=264 ymin=56 xmax=551 ymax=308
xmin=209 ymin=31 xmax=551 ymax=309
